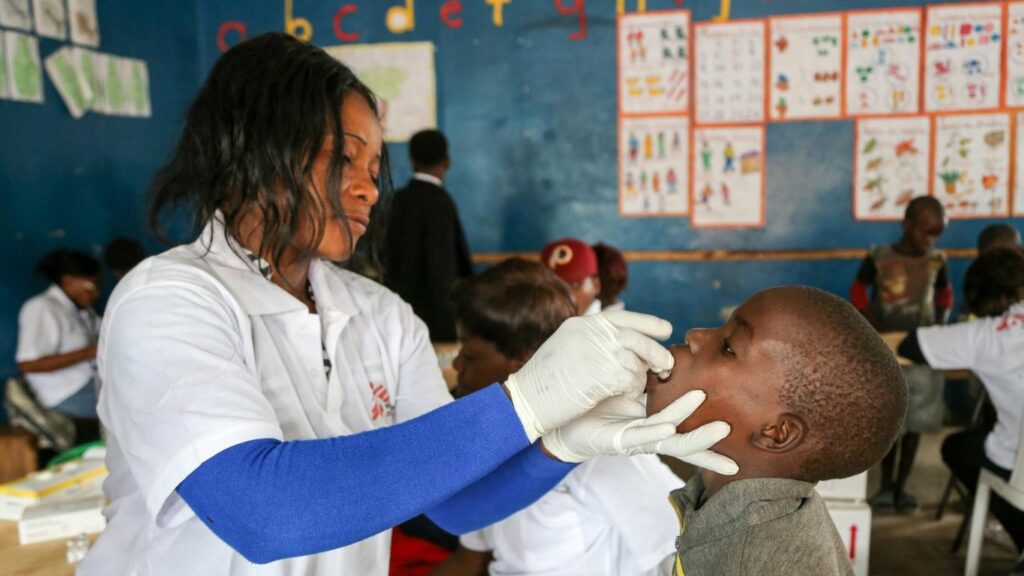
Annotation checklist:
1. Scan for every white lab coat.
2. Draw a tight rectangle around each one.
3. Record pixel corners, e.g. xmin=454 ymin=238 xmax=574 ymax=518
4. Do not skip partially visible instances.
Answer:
xmin=16 ymin=284 xmax=100 ymax=408
xmin=460 ymin=455 xmax=681 ymax=576
xmin=78 ymin=216 xmax=452 ymax=576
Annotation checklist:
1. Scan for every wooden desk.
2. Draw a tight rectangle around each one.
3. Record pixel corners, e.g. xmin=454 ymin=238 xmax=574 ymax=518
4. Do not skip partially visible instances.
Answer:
xmin=0 ymin=521 xmax=98 ymax=576
xmin=880 ymin=331 xmax=974 ymax=381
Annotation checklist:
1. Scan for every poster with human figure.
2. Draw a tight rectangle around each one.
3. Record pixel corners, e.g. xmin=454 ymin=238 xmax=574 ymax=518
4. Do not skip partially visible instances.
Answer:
xmin=923 ymin=3 xmax=1003 ymax=113
xmin=933 ymin=112 xmax=1010 ymax=218
xmin=691 ymin=126 xmax=765 ymax=228
xmin=618 ymin=10 xmax=690 ymax=115
xmin=1006 ymin=3 xmax=1024 ymax=108
xmin=854 ymin=116 xmax=931 ymax=221
xmin=619 ymin=115 xmax=689 ymax=216
xmin=768 ymin=13 xmax=843 ymax=121
xmin=845 ymin=9 xmax=922 ymax=116
xmin=694 ymin=20 xmax=766 ymax=125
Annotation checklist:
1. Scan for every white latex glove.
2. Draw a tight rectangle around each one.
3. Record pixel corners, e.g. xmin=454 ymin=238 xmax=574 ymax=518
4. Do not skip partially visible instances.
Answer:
xmin=543 ymin=393 xmax=739 ymax=476
xmin=505 ymin=310 xmax=674 ymax=443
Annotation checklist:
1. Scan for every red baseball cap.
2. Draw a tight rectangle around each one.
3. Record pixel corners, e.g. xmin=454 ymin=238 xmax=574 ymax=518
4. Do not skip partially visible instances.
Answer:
xmin=540 ymin=238 xmax=598 ymax=283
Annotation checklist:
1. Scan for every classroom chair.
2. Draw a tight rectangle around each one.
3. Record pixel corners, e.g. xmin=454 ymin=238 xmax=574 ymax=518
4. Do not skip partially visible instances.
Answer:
xmin=3 ymin=376 xmax=76 ymax=454
xmin=964 ymin=414 xmax=1024 ymax=576
xmin=937 ymin=385 xmax=989 ymax=554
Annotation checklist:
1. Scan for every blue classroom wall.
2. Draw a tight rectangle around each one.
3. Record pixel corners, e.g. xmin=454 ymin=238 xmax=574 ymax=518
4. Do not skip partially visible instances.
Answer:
xmin=195 ymin=0 xmax=1021 ymax=332
xmin=0 ymin=0 xmax=203 ymax=384
xmin=3 ymin=0 xmax=1022 ymax=395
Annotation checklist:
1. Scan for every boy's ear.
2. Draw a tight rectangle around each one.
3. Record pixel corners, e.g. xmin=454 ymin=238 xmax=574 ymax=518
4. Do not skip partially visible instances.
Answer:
xmin=753 ymin=414 xmax=806 ymax=454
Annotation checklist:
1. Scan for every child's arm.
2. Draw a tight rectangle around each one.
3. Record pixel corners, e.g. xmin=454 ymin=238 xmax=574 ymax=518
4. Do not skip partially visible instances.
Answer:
xmin=429 ymin=545 xmax=491 ymax=576
xmin=849 ymin=256 xmax=879 ymax=329
xmin=934 ymin=262 xmax=954 ymax=324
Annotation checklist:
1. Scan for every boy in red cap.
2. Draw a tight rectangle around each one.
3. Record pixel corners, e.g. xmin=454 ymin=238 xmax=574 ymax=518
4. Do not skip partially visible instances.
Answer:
xmin=540 ymin=238 xmax=602 ymax=316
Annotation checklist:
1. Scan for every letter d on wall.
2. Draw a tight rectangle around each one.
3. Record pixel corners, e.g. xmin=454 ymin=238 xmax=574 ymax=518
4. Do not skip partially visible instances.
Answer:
xmin=387 ymin=0 xmax=415 ymax=34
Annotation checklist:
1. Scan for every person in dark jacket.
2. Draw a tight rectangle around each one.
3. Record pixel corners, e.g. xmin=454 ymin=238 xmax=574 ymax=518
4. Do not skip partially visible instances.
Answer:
xmin=384 ymin=129 xmax=472 ymax=342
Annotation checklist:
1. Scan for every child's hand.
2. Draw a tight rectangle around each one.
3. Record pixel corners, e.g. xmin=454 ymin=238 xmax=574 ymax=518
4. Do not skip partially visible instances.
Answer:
xmin=540 ymin=392 xmax=735 ymax=475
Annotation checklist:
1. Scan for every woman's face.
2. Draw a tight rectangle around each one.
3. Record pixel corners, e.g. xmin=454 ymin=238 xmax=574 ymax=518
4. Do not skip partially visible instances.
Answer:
xmin=304 ymin=91 xmax=383 ymax=262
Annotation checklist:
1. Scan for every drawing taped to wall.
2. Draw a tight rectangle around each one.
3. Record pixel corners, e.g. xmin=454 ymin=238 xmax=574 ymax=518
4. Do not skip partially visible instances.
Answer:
xmin=619 ymin=115 xmax=689 ymax=216
xmin=769 ymin=13 xmax=844 ymax=121
xmin=32 ymin=0 xmax=65 ymax=40
xmin=68 ymin=0 xmax=99 ymax=48
xmin=933 ymin=112 xmax=1010 ymax=218
xmin=1013 ymin=112 xmax=1024 ymax=216
xmin=691 ymin=126 xmax=765 ymax=228
xmin=0 ymin=0 xmax=32 ymax=31
xmin=845 ymin=9 xmax=922 ymax=116
xmin=325 ymin=42 xmax=436 ymax=142
xmin=694 ymin=19 xmax=766 ymax=125
xmin=44 ymin=46 xmax=93 ymax=118
xmin=3 ymin=30 xmax=42 ymax=103
xmin=923 ymin=3 xmax=1003 ymax=113
xmin=1006 ymin=2 xmax=1024 ymax=108
xmin=617 ymin=10 xmax=690 ymax=116
xmin=854 ymin=116 xmax=931 ymax=221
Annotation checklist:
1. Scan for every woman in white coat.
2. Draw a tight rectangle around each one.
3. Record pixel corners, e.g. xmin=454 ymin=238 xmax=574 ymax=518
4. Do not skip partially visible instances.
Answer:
xmin=78 ymin=33 xmax=734 ymax=576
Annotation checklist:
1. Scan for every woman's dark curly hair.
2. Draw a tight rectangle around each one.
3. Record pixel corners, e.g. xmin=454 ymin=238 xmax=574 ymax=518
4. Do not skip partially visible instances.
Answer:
xmin=964 ymin=248 xmax=1024 ymax=317
xmin=149 ymin=33 xmax=391 ymax=270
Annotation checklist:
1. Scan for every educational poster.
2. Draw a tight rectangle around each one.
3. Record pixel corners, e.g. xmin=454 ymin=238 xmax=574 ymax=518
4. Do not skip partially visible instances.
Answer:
xmin=768 ymin=14 xmax=843 ymax=121
xmin=125 ymin=58 xmax=151 ymax=118
xmin=1006 ymin=3 xmax=1024 ymax=108
xmin=103 ymin=54 xmax=129 ymax=115
xmin=923 ymin=3 xmax=1003 ymax=112
xmin=619 ymin=115 xmax=689 ymax=216
xmin=845 ymin=10 xmax=921 ymax=116
xmin=0 ymin=0 xmax=32 ymax=31
xmin=68 ymin=0 xmax=99 ymax=48
xmin=691 ymin=126 xmax=765 ymax=228
xmin=32 ymin=0 xmax=65 ymax=40
xmin=1014 ymin=112 xmax=1024 ymax=216
xmin=4 ymin=31 xmax=42 ymax=103
xmin=0 ymin=31 xmax=7 ymax=99
xmin=933 ymin=113 xmax=1011 ymax=218
xmin=617 ymin=10 xmax=690 ymax=115
xmin=325 ymin=42 xmax=436 ymax=142
xmin=854 ymin=116 xmax=931 ymax=221
xmin=694 ymin=20 xmax=766 ymax=125
xmin=44 ymin=46 xmax=93 ymax=118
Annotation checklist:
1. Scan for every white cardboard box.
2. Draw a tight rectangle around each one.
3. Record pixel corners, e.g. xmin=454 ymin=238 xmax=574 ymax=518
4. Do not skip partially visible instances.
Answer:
xmin=816 ymin=471 xmax=868 ymax=502
xmin=18 ymin=495 xmax=106 ymax=545
xmin=826 ymin=501 xmax=871 ymax=576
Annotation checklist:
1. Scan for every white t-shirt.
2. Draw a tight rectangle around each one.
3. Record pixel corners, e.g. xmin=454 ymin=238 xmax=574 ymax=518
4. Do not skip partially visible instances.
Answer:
xmin=460 ymin=455 xmax=682 ymax=576
xmin=16 ymin=284 xmax=100 ymax=408
xmin=77 ymin=217 xmax=452 ymax=576
xmin=918 ymin=302 xmax=1024 ymax=469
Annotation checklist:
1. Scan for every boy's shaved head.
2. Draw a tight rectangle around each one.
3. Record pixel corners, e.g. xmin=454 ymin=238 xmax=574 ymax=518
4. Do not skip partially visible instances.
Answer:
xmin=769 ymin=287 xmax=907 ymax=480
xmin=646 ymin=286 xmax=907 ymax=493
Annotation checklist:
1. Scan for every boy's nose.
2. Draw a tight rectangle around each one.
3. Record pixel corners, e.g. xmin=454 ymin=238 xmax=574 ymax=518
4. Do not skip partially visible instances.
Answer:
xmin=685 ymin=328 xmax=709 ymax=353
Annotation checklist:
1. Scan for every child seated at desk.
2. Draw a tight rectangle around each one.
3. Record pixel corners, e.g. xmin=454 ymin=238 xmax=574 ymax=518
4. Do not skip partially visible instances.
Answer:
xmin=431 ymin=258 xmax=684 ymax=576
xmin=850 ymin=196 xmax=952 ymax=510
xmin=897 ymin=248 xmax=1024 ymax=556
xmin=646 ymin=286 xmax=907 ymax=576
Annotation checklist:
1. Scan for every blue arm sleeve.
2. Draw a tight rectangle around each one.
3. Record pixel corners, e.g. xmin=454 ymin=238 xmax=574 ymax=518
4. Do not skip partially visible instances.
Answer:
xmin=176 ymin=384 xmax=528 ymax=564
xmin=426 ymin=442 xmax=575 ymax=535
